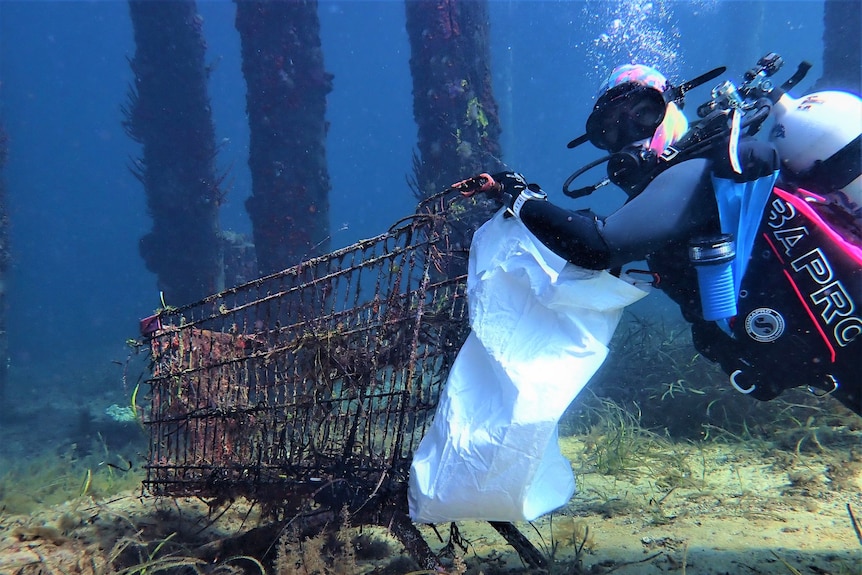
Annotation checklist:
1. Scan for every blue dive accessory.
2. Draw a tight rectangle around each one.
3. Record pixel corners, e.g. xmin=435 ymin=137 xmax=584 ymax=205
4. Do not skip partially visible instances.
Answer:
xmin=689 ymin=235 xmax=737 ymax=321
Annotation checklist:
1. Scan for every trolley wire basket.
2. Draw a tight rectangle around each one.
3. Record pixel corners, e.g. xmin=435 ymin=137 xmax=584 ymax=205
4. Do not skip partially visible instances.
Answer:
xmin=139 ymin=191 xmax=546 ymax=568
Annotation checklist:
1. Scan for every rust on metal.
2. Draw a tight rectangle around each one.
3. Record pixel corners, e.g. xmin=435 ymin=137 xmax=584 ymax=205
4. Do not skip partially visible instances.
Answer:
xmin=142 ymin=190 xmax=471 ymax=522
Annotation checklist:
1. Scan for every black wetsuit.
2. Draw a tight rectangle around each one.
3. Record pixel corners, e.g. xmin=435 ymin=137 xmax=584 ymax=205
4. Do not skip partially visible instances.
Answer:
xmin=509 ymin=140 xmax=861 ymax=414
xmin=521 ymin=158 xmax=719 ymax=272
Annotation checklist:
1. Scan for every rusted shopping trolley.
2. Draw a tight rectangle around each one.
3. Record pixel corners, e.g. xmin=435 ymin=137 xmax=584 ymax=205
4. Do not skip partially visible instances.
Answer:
xmin=140 ymin=190 xmax=546 ymax=569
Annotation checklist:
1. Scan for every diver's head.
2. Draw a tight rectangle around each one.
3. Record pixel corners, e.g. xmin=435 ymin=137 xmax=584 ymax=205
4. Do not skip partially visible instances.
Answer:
xmin=585 ymin=64 xmax=689 ymax=155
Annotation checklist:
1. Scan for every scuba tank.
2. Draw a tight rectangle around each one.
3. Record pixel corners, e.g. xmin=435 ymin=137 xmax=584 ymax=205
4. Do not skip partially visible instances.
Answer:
xmin=768 ymin=90 xmax=862 ymax=211
xmin=720 ymin=53 xmax=861 ymax=219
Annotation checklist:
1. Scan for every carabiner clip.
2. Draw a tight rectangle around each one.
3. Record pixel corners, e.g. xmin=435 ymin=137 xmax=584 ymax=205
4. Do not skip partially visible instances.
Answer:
xmin=808 ymin=374 xmax=839 ymax=398
xmin=730 ymin=369 xmax=756 ymax=394
xmin=624 ymin=268 xmax=661 ymax=288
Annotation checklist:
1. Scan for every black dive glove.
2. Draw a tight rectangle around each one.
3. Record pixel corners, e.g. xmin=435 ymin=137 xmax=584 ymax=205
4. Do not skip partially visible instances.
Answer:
xmin=492 ymin=171 xmax=529 ymax=195
xmin=451 ymin=171 xmax=547 ymax=217
xmin=489 ymin=171 xmax=548 ymax=218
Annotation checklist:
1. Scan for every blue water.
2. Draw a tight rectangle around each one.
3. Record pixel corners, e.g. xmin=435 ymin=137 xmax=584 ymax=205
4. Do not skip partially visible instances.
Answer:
xmin=0 ymin=0 xmax=824 ymax=409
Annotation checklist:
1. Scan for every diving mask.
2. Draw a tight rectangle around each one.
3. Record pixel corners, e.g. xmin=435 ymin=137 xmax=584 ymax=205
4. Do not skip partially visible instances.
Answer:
xmin=584 ymin=82 xmax=669 ymax=152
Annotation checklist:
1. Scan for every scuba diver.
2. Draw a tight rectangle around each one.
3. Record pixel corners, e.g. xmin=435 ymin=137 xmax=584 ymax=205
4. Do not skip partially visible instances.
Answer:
xmin=455 ymin=55 xmax=862 ymax=415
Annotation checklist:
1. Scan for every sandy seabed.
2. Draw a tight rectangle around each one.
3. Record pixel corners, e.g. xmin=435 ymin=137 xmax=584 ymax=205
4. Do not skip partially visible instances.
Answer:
xmin=2 ymin=428 xmax=860 ymax=575
xmin=2 ymin=343 xmax=861 ymax=575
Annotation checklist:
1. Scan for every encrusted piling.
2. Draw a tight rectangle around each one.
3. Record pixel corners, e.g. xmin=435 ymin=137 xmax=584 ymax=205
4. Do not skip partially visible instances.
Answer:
xmin=234 ymin=0 xmax=333 ymax=276
xmin=405 ymin=0 xmax=505 ymax=275
xmin=405 ymin=0 xmax=504 ymax=199
xmin=0 ymin=124 xmax=8 ymax=410
xmin=124 ymin=0 xmax=225 ymax=306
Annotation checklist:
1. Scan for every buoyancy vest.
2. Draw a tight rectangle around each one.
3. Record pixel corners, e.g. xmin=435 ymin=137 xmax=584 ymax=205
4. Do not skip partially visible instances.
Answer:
xmin=724 ymin=186 xmax=861 ymax=410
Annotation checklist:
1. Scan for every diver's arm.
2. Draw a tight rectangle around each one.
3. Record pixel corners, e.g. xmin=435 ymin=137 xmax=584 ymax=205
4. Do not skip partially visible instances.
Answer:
xmin=515 ymin=159 xmax=714 ymax=269
xmin=599 ymin=141 xmax=777 ymax=264
xmin=517 ymin=201 xmax=612 ymax=269
xmin=601 ymin=158 xmax=715 ymax=266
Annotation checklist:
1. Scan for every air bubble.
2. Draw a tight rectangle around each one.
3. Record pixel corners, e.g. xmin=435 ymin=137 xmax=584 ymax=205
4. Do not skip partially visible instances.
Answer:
xmin=579 ymin=0 xmax=682 ymax=86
